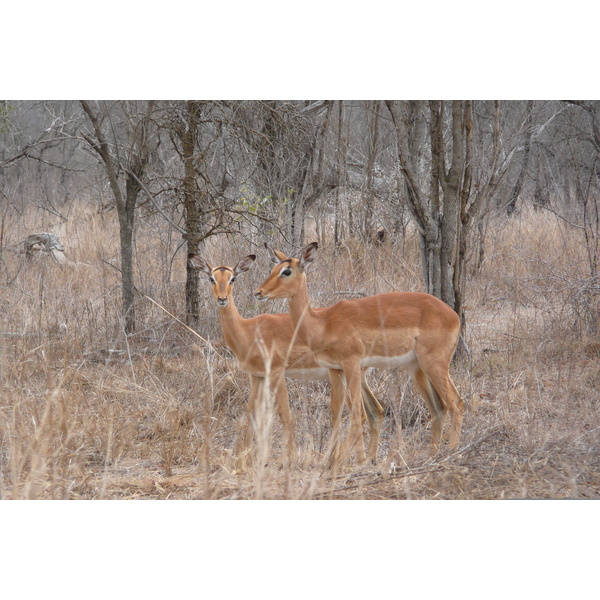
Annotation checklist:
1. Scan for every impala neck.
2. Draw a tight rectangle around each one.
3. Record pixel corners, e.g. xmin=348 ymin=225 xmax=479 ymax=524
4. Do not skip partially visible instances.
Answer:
xmin=217 ymin=295 xmax=248 ymax=355
xmin=287 ymin=273 xmax=319 ymax=343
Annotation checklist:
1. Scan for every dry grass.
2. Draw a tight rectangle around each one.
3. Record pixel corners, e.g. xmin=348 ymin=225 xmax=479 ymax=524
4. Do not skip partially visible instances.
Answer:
xmin=1 ymin=202 xmax=598 ymax=500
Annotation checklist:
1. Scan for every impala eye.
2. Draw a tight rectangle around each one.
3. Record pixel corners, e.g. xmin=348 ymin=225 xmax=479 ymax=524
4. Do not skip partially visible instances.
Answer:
xmin=281 ymin=268 xmax=292 ymax=277
xmin=209 ymin=276 xmax=216 ymax=284
xmin=230 ymin=276 xmax=236 ymax=283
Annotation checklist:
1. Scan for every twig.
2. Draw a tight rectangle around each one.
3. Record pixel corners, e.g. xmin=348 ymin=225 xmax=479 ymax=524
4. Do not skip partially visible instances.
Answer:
xmin=140 ymin=292 xmax=224 ymax=358
xmin=125 ymin=169 xmax=186 ymax=235
xmin=531 ymin=202 xmax=586 ymax=230
xmin=313 ymin=430 xmax=500 ymax=497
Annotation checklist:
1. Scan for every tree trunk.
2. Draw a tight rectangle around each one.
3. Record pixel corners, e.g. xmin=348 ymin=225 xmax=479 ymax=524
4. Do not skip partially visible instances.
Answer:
xmin=120 ymin=173 xmax=138 ymax=333
xmin=181 ymin=101 xmax=203 ymax=328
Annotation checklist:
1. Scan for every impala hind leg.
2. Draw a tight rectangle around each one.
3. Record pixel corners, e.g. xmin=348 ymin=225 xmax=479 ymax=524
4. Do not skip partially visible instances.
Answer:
xmin=341 ymin=360 xmax=367 ymax=465
xmin=411 ymin=367 xmax=446 ymax=453
xmin=360 ymin=372 xmax=384 ymax=463
xmin=326 ymin=369 xmax=346 ymax=468
xmin=418 ymin=359 xmax=465 ymax=450
xmin=443 ymin=376 xmax=464 ymax=448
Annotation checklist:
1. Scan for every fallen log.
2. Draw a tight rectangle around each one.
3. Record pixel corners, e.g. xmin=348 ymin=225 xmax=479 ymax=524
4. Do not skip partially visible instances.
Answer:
xmin=23 ymin=232 xmax=78 ymax=267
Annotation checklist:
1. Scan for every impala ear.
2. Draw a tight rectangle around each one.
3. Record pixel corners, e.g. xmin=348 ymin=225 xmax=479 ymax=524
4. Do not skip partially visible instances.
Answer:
xmin=189 ymin=254 xmax=212 ymax=275
xmin=234 ymin=254 xmax=256 ymax=276
xmin=264 ymin=242 xmax=288 ymax=264
xmin=299 ymin=242 xmax=318 ymax=271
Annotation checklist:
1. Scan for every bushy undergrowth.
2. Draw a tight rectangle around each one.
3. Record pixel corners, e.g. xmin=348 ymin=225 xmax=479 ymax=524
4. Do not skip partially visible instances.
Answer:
xmin=0 ymin=202 xmax=598 ymax=499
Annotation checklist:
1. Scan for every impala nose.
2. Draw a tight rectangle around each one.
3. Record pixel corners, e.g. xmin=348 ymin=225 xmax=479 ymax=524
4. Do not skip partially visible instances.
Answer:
xmin=254 ymin=289 xmax=266 ymax=301
xmin=217 ymin=296 xmax=228 ymax=306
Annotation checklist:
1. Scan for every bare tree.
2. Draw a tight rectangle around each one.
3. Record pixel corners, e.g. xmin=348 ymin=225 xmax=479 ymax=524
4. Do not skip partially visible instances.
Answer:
xmin=334 ymin=100 xmax=347 ymax=246
xmin=506 ymin=101 xmax=535 ymax=215
xmin=386 ymin=100 xmax=506 ymax=339
xmin=80 ymin=100 xmax=157 ymax=333
xmin=563 ymin=101 xmax=600 ymax=280
xmin=236 ymin=101 xmax=333 ymax=247
xmin=293 ymin=101 xmax=334 ymax=246
xmin=164 ymin=101 xmax=249 ymax=327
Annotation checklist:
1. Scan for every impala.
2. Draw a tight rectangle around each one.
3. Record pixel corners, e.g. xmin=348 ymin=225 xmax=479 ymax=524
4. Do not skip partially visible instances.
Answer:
xmin=254 ymin=242 xmax=465 ymax=464
xmin=189 ymin=253 xmax=384 ymax=464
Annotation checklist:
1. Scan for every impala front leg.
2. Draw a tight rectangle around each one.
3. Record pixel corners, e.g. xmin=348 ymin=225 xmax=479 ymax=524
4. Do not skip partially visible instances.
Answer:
xmin=271 ymin=368 xmax=297 ymax=464
xmin=238 ymin=374 xmax=264 ymax=470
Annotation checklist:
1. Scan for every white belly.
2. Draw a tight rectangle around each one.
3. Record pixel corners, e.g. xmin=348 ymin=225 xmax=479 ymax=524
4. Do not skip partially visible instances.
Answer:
xmin=361 ymin=350 xmax=418 ymax=370
xmin=285 ymin=367 xmax=329 ymax=381
xmin=317 ymin=350 xmax=417 ymax=371
xmin=249 ymin=367 xmax=329 ymax=381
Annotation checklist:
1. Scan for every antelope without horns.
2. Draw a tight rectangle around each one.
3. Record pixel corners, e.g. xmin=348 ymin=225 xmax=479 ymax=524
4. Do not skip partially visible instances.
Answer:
xmin=188 ymin=253 xmax=384 ymax=466
xmin=254 ymin=242 xmax=465 ymax=464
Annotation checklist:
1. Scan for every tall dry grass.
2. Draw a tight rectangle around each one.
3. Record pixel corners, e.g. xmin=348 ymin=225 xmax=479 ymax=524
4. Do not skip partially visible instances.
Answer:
xmin=0 ymin=201 xmax=598 ymax=499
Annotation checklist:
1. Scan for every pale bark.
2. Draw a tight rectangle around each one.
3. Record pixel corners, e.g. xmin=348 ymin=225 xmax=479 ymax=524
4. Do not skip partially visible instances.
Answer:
xmin=386 ymin=100 xmax=497 ymax=344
